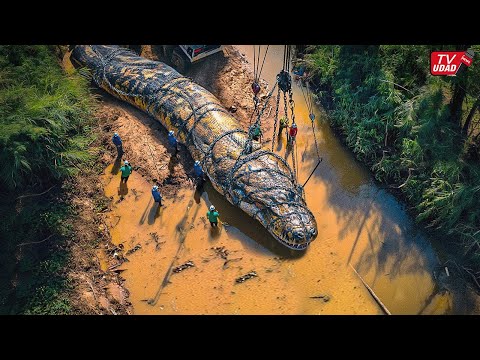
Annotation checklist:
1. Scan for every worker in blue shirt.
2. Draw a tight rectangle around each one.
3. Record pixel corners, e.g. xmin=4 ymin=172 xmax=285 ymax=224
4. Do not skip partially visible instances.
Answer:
xmin=168 ymin=130 xmax=179 ymax=155
xmin=112 ymin=132 xmax=123 ymax=157
xmin=152 ymin=185 xmax=162 ymax=206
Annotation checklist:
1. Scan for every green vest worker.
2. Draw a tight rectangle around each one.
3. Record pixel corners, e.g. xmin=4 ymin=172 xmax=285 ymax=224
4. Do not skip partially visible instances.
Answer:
xmin=207 ymin=205 xmax=220 ymax=227
xmin=120 ymin=160 xmax=132 ymax=183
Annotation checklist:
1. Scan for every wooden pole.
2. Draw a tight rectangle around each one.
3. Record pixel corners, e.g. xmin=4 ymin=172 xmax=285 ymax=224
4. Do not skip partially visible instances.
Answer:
xmin=350 ymin=264 xmax=392 ymax=315
xmin=302 ymin=159 xmax=322 ymax=188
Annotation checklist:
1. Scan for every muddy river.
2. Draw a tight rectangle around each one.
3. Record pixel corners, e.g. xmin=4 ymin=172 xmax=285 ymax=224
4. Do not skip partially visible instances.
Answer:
xmin=100 ymin=45 xmax=479 ymax=314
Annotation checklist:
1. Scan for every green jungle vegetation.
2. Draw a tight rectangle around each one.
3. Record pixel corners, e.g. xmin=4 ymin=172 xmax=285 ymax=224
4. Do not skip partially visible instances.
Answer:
xmin=300 ymin=45 xmax=480 ymax=277
xmin=0 ymin=45 xmax=96 ymax=314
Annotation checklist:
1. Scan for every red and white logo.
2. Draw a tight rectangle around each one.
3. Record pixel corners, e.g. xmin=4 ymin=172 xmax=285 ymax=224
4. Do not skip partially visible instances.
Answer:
xmin=431 ymin=50 xmax=474 ymax=76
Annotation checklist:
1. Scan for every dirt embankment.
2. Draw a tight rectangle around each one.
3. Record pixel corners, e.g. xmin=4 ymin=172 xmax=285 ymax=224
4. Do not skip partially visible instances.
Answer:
xmin=65 ymin=45 xmax=273 ymax=314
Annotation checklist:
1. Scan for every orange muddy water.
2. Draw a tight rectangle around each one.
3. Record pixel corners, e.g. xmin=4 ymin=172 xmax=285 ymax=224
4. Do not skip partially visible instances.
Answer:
xmin=100 ymin=45 xmax=479 ymax=314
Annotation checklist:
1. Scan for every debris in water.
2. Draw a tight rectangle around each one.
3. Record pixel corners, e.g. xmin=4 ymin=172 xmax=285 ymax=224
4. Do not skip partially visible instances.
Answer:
xmin=309 ymin=294 xmax=330 ymax=303
xmin=126 ymin=244 xmax=142 ymax=256
xmin=445 ymin=267 xmax=450 ymax=277
xmin=172 ymin=261 xmax=195 ymax=273
xmin=212 ymin=246 xmax=229 ymax=260
xmin=235 ymin=271 xmax=258 ymax=284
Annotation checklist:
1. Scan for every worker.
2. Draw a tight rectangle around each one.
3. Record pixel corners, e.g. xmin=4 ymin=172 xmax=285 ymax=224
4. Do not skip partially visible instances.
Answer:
xmin=206 ymin=205 xmax=220 ymax=228
xmin=168 ymin=130 xmax=179 ymax=155
xmin=279 ymin=116 xmax=289 ymax=135
xmin=252 ymin=124 xmax=262 ymax=141
xmin=120 ymin=160 xmax=132 ymax=184
xmin=151 ymin=185 xmax=162 ymax=206
xmin=194 ymin=160 xmax=205 ymax=182
xmin=112 ymin=132 xmax=123 ymax=157
xmin=288 ymin=123 xmax=298 ymax=145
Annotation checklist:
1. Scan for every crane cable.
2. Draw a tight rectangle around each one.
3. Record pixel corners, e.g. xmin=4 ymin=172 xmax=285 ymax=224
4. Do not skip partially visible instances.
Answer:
xmin=272 ymin=45 xmax=293 ymax=151
xmin=249 ymin=46 xmax=269 ymax=127
xmin=299 ymin=78 xmax=322 ymax=161
xmin=279 ymin=45 xmax=298 ymax=183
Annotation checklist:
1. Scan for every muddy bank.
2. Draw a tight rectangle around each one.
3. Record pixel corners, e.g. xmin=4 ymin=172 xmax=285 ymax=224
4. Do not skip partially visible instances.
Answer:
xmin=64 ymin=106 xmax=133 ymax=315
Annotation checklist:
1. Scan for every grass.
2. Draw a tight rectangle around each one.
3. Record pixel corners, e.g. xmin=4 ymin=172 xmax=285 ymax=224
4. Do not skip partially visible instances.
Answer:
xmin=0 ymin=45 xmax=97 ymax=314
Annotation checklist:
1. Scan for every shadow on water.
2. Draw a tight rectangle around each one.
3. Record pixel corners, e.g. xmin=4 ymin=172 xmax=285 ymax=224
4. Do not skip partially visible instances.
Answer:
xmin=118 ymin=181 xmax=129 ymax=198
xmin=148 ymin=202 xmax=163 ymax=225
xmin=193 ymin=182 xmax=205 ymax=204
xmin=209 ymin=225 xmax=222 ymax=240
xmin=201 ymin=181 xmax=306 ymax=259
xmin=111 ymin=157 xmax=122 ymax=175
xmin=147 ymin=199 xmax=201 ymax=306
xmin=139 ymin=197 xmax=153 ymax=225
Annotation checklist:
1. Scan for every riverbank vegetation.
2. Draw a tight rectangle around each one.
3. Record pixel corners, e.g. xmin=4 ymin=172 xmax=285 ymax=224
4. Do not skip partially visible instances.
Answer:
xmin=299 ymin=45 xmax=480 ymax=275
xmin=0 ymin=45 xmax=96 ymax=313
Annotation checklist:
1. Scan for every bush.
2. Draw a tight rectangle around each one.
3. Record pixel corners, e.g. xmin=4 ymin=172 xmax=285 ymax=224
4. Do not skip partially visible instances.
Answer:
xmin=0 ymin=45 xmax=95 ymax=190
xmin=0 ymin=45 xmax=95 ymax=314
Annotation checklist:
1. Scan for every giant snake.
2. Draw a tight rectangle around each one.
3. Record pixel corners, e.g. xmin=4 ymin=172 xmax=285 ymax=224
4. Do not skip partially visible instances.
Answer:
xmin=71 ymin=45 xmax=317 ymax=250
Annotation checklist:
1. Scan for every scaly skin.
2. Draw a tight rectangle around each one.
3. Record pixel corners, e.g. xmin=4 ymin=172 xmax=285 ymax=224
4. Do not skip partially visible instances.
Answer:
xmin=71 ymin=45 xmax=317 ymax=250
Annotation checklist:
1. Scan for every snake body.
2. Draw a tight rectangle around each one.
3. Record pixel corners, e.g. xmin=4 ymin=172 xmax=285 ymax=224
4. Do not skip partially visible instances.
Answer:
xmin=71 ymin=45 xmax=317 ymax=250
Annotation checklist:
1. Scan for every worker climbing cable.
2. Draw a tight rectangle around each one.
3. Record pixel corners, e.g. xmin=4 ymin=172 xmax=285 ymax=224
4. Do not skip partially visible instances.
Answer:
xmin=279 ymin=116 xmax=289 ymax=135
xmin=289 ymin=122 xmax=298 ymax=145
xmin=245 ymin=81 xmax=278 ymax=153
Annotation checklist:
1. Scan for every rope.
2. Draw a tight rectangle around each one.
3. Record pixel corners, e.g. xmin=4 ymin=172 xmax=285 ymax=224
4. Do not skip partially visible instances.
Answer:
xmin=201 ymin=128 xmax=248 ymax=169
xmin=250 ymin=46 xmax=270 ymax=128
xmin=225 ymin=149 xmax=295 ymax=204
xmin=253 ymin=45 xmax=269 ymax=84
xmin=257 ymin=45 xmax=269 ymax=83
xmin=246 ymin=81 xmax=278 ymax=148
